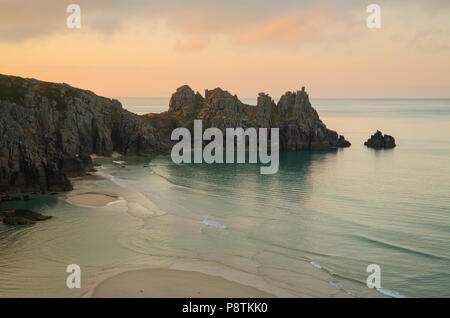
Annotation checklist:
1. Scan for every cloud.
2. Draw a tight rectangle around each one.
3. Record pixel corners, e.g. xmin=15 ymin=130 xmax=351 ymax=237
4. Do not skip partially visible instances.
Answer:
xmin=234 ymin=7 xmax=356 ymax=46
xmin=174 ymin=35 xmax=209 ymax=51
xmin=408 ymin=28 xmax=450 ymax=52
xmin=1 ymin=0 xmax=449 ymax=52
xmin=0 ymin=1 xmax=65 ymax=42
xmin=0 ymin=0 xmax=362 ymax=43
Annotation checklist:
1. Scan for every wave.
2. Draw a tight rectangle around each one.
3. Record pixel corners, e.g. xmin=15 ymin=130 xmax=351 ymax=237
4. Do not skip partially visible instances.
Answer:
xmin=377 ymin=288 xmax=407 ymax=298
xmin=94 ymin=161 xmax=426 ymax=298
xmin=310 ymin=261 xmax=322 ymax=269
xmin=202 ymin=218 xmax=227 ymax=230
xmin=353 ymin=234 xmax=449 ymax=261
xmin=106 ymin=199 xmax=126 ymax=206
xmin=330 ymin=281 xmax=343 ymax=289
xmin=309 ymin=263 xmax=360 ymax=298
xmin=94 ymin=170 xmax=165 ymax=219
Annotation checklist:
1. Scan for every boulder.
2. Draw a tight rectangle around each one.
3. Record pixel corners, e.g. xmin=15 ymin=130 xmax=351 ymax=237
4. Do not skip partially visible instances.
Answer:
xmin=3 ymin=217 xmax=36 ymax=225
xmin=0 ymin=208 xmax=52 ymax=225
xmin=12 ymin=208 xmax=52 ymax=221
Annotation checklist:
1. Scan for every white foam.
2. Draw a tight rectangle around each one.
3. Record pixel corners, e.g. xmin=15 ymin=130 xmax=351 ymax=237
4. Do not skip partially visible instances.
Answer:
xmin=330 ymin=281 xmax=343 ymax=289
xmin=203 ymin=218 xmax=227 ymax=230
xmin=310 ymin=261 xmax=322 ymax=269
xmin=95 ymin=171 xmax=119 ymax=185
xmin=94 ymin=170 xmax=165 ymax=218
xmin=106 ymin=199 xmax=126 ymax=206
xmin=377 ymin=288 xmax=407 ymax=298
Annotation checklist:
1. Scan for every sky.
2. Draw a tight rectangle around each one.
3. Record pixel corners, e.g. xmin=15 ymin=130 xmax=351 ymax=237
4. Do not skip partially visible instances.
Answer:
xmin=0 ymin=0 xmax=449 ymax=98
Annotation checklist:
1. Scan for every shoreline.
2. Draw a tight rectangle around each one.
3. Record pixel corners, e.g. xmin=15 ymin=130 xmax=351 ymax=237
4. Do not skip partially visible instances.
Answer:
xmin=65 ymin=166 xmax=372 ymax=298
xmin=90 ymin=268 xmax=276 ymax=298
xmin=65 ymin=172 xmax=284 ymax=298
xmin=65 ymin=172 xmax=283 ymax=298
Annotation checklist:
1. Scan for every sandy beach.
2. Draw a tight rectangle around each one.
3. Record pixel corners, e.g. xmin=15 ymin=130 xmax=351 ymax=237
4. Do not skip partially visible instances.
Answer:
xmin=66 ymin=192 xmax=122 ymax=208
xmin=65 ymin=170 xmax=360 ymax=298
xmin=91 ymin=268 xmax=275 ymax=298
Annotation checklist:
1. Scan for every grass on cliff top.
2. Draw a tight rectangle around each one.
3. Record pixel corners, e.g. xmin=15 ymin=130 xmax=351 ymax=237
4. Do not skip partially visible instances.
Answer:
xmin=0 ymin=83 xmax=27 ymax=105
xmin=0 ymin=75 xmax=83 ymax=110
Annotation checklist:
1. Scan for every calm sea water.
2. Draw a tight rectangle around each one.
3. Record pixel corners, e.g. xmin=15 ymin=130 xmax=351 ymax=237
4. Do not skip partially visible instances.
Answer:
xmin=0 ymin=98 xmax=449 ymax=297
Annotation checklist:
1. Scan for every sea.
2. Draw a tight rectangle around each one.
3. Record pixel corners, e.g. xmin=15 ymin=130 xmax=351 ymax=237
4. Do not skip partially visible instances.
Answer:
xmin=0 ymin=97 xmax=449 ymax=297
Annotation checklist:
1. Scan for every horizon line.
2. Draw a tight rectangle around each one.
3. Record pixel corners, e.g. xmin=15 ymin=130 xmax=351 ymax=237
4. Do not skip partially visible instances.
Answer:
xmin=114 ymin=96 xmax=450 ymax=100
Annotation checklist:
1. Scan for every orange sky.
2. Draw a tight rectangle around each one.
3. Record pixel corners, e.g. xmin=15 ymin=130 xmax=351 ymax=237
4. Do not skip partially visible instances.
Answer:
xmin=1 ymin=0 xmax=449 ymax=98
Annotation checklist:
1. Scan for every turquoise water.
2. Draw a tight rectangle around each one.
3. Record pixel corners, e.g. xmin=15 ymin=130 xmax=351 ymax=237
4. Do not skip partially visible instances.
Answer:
xmin=0 ymin=98 xmax=449 ymax=297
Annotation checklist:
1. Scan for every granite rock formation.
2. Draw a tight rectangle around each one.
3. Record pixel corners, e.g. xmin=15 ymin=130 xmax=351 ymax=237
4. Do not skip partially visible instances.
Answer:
xmin=0 ymin=74 xmax=170 ymax=198
xmin=364 ymin=130 xmax=396 ymax=149
xmin=0 ymin=74 xmax=350 ymax=197
xmin=158 ymin=85 xmax=351 ymax=151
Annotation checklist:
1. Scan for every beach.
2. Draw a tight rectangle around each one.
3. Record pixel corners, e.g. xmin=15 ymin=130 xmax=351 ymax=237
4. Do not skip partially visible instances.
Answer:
xmin=64 ymin=168 xmax=359 ymax=299
xmin=66 ymin=193 xmax=122 ymax=208
xmin=0 ymin=99 xmax=449 ymax=298
xmin=91 ymin=268 xmax=275 ymax=298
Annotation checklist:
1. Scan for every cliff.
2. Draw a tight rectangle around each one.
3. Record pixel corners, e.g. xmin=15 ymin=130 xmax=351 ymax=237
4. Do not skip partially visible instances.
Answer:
xmin=148 ymin=85 xmax=350 ymax=151
xmin=0 ymin=75 xmax=350 ymax=198
xmin=0 ymin=74 xmax=170 ymax=199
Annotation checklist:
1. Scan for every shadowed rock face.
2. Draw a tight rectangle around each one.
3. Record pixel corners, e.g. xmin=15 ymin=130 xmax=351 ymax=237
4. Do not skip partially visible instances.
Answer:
xmin=0 ymin=75 xmax=350 ymax=197
xmin=364 ymin=130 xmax=396 ymax=149
xmin=0 ymin=74 xmax=171 ymax=197
xmin=169 ymin=85 xmax=204 ymax=116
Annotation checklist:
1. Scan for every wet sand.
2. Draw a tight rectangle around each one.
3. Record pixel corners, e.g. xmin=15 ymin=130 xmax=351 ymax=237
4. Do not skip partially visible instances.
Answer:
xmin=92 ymin=268 xmax=275 ymax=298
xmin=66 ymin=193 xmax=121 ymax=208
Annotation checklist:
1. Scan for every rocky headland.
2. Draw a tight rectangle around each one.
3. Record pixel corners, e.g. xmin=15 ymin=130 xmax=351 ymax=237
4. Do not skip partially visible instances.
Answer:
xmin=364 ymin=130 xmax=396 ymax=149
xmin=152 ymin=85 xmax=351 ymax=151
xmin=0 ymin=74 xmax=350 ymax=199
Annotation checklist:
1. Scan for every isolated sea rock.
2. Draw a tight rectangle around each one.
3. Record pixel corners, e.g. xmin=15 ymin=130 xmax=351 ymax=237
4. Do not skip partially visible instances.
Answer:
xmin=0 ymin=208 xmax=52 ymax=225
xmin=364 ymin=130 xmax=396 ymax=149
